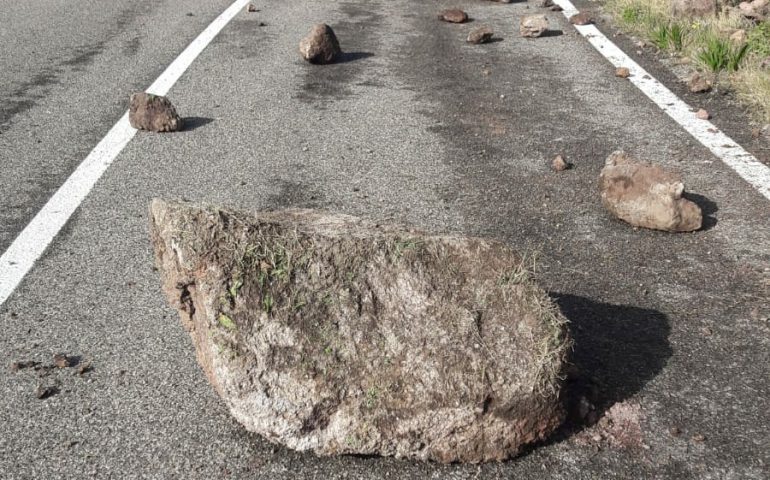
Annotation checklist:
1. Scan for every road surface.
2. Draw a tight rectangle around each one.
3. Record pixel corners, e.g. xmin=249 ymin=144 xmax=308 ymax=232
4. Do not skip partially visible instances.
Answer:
xmin=1 ymin=0 xmax=768 ymax=478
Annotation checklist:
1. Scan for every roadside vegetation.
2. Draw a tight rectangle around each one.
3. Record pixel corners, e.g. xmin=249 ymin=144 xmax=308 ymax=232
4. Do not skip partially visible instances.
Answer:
xmin=604 ymin=0 xmax=770 ymax=122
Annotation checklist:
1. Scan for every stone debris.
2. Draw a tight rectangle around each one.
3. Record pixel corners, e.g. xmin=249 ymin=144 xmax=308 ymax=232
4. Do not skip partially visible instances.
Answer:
xmin=576 ymin=401 xmax=646 ymax=450
xmin=150 ymin=199 xmax=571 ymax=463
xmin=532 ymin=0 xmax=554 ymax=7
xmin=128 ymin=93 xmax=183 ymax=133
xmin=688 ymin=72 xmax=712 ymax=93
xmin=299 ymin=24 xmax=342 ymax=64
xmin=696 ymin=108 xmax=710 ymax=120
xmin=247 ymin=4 xmax=258 ymax=12
xmin=35 ymin=385 xmax=58 ymax=400
xmin=737 ymin=0 xmax=769 ymax=21
xmin=599 ymin=151 xmax=703 ymax=232
xmin=551 ymin=154 xmax=570 ymax=171
xmin=615 ymin=67 xmax=631 ymax=78
xmin=520 ymin=15 xmax=549 ymax=38
xmin=569 ymin=12 xmax=593 ymax=25
xmin=53 ymin=354 xmax=73 ymax=368
xmin=671 ymin=0 xmax=717 ymax=17
xmin=467 ymin=26 xmax=494 ymax=44
xmin=438 ymin=9 xmax=469 ymax=23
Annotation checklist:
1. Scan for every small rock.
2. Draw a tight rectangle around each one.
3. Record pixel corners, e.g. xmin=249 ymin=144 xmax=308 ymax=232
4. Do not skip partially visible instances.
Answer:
xmin=482 ymin=68 xmax=492 ymax=76
xmin=550 ymin=5 xmax=564 ymax=11
xmin=53 ymin=354 xmax=73 ymax=368
xmin=729 ymin=29 xmax=747 ymax=45
xmin=671 ymin=0 xmax=717 ymax=17
xmin=299 ymin=24 xmax=342 ymax=64
xmin=36 ymin=385 xmax=58 ymax=400
xmin=688 ymin=72 xmax=712 ymax=93
xmin=551 ymin=154 xmax=570 ymax=171
xmin=247 ymin=3 xmax=258 ymax=12
xmin=128 ymin=93 xmax=183 ymax=133
xmin=669 ymin=426 xmax=682 ymax=436
xmin=615 ymin=67 xmax=631 ymax=78
xmin=438 ymin=9 xmax=468 ymax=23
xmin=76 ymin=362 xmax=93 ymax=375
xmin=691 ymin=433 xmax=706 ymax=442
xmin=532 ymin=0 xmax=554 ymax=7
xmin=696 ymin=108 xmax=710 ymax=120
xmin=467 ymin=26 xmax=494 ymax=44
xmin=520 ymin=15 xmax=549 ymax=38
xmin=569 ymin=12 xmax=593 ymax=25
xmin=599 ymin=151 xmax=703 ymax=232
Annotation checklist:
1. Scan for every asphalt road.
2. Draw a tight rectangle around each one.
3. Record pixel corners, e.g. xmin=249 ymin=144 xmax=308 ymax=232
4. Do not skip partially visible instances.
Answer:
xmin=1 ymin=0 xmax=769 ymax=478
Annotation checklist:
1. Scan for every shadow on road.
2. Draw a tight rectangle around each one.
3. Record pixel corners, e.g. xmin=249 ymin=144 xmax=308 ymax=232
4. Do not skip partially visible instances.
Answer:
xmin=547 ymin=293 xmax=672 ymax=440
xmin=684 ymin=192 xmax=718 ymax=230
xmin=336 ymin=51 xmax=374 ymax=64
xmin=182 ymin=117 xmax=214 ymax=132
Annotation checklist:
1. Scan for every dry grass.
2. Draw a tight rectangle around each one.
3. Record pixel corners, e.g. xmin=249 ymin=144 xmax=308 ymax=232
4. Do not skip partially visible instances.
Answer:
xmin=604 ymin=0 xmax=770 ymax=122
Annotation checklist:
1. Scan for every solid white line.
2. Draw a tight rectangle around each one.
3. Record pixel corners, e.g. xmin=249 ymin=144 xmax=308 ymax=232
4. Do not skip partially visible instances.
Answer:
xmin=0 ymin=0 xmax=250 ymax=307
xmin=553 ymin=0 xmax=770 ymax=201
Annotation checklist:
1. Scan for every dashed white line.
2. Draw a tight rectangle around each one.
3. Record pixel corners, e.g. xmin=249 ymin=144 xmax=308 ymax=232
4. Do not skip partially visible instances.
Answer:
xmin=554 ymin=0 xmax=770 ymax=201
xmin=0 ymin=0 xmax=251 ymax=307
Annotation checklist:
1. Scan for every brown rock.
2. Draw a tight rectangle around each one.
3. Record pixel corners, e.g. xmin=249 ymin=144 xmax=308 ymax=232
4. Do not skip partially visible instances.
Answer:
xmin=150 ymin=199 xmax=571 ymax=463
xmin=438 ymin=9 xmax=468 ymax=23
xmin=671 ymin=0 xmax=717 ymax=17
xmin=53 ymin=354 xmax=72 ymax=368
xmin=551 ymin=154 xmax=570 ymax=171
xmin=688 ymin=72 xmax=712 ymax=93
xmin=128 ymin=93 xmax=183 ymax=133
xmin=247 ymin=3 xmax=258 ymax=12
xmin=599 ymin=151 xmax=703 ymax=232
xmin=738 ymin=0 xmax=769 ymax=20
xmin=467 ymin=26 xmax=494 ymax=44
xmin=729 ymin=29 xmax=747 ymax=45
xmin=569 ymin=12 xmax=593 ymax=25
xmin=520 ymin=15 xmax=549 ymax=38
xmin=696 ymin=108 xmax=710 ymax=120
xmin=532 ymin=0 xmax=554 ymax=7
xmin=615 ymin=67 xmax=631 ymax=78
xmin=299 ymin=24 xmax=342 ymax=64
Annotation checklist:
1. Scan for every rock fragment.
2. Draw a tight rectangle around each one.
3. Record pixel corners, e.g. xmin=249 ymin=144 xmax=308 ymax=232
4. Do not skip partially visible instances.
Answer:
xmin=520 ymin=15 xmax=549 ymax=38
xmin=737 ymin=0 xmax=769 ymax=20
xmin=150 ymin=200 xmax=571 ymax=463
xmin=35 ymin=385 xmax=58 ymax=400
xmin=532 ymin=0 xmax=554 ymax=7
xmin=467 ymin=26 xmax=494 ymax=44
xmin=299 ymin=24 xmax=342 ymax=64
xmin=696 ymin=108 xmax=710 ymax=120
xmin=569 ymin=12 xmax=593 ymax=25
xmin=551 ymin=154 xmax=570 ymax=171
xmin=53 ymin=354 xmax=73 ymax=368
xmin=615 ymin=67 xmax=631 ymax=78
xmin=688 ymin=72 xmax=712 ymax=93
xmin=599 ymin=151 xmax=703 ymax=232
xmin=247 ymin=4 xmax=258 ymax=12
xmin=438 ymin=9 xmax=469 ymax=23
xmin=128 ymin=93 xmax=183 ymax=133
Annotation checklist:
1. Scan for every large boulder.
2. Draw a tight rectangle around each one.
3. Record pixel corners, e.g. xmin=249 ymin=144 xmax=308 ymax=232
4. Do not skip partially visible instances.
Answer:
xmin=128 ymin=93 xmax=182 ymax=133
xmin=299 ymin=24 xmax=341 ymax=64
xmin=599 ymin=151 xmax=702 ymax=232
xmin=150 ymin=200 xmax=570 ymax=463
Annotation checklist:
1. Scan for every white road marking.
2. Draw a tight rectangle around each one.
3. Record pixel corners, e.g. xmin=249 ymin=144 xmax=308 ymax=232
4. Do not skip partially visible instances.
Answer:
xmin=0 ymin=0 xmax=251 ymax=307
xmin=554 ymin=0 xmax=770 ymax=202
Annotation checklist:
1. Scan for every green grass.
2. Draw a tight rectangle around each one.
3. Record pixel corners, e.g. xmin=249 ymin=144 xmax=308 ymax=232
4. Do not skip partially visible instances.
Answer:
xmin=218 ymin=313 xmax=236 ymax=330
xmin=747 ymin=21 xmax=770 ymax=57
xmin=697 ymin=35 xmax=749 ymax=72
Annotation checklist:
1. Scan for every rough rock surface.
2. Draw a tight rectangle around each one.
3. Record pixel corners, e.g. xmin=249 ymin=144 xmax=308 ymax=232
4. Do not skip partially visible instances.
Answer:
xmin=688 ymin=72 xmax=712 ymax=93
xmin=615 ymin=67 xmax=631 ymax=78
xmin=671 ymin=0 xmax=717 ymax=17
xmin=128 ymin=93 xmax=183 ymax=133
xmin=467 ymin=26 xmax=494 ymax=44
xmin=569 ymin=12 xmax=593 ymax=25
xmin=520 ymin=15 xmax=549 ymax=38
xmin=551 ymin=155 xmax=570 ymax=171
xmin=299 ymin=24 xmax=341 ymax=64
xmin=738 ymin=0 xmax=769 ymax=20
xmin=438 ymin=9 xmax=468 ymax=23
xmin=150 ymin=200 xmax=571 ymax=463
xmin=599 ymin=151 xmax=702 ymax=232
